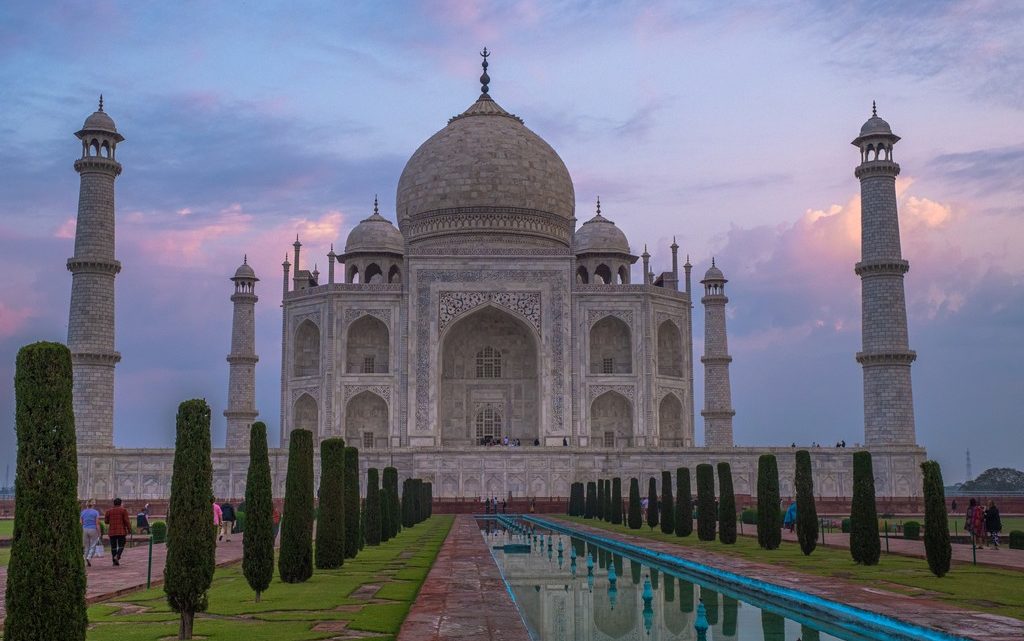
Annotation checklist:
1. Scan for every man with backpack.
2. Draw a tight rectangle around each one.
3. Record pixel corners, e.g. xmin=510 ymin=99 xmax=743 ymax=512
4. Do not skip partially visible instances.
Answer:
xmin=220 ymin=501 xmax=236 ymax=542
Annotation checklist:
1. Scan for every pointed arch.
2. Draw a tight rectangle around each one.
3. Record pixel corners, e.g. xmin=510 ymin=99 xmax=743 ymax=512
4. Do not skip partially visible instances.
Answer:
xmin=364 ymin=263 xmax=383 ymax=283
xmin=346 ymin=314 xmax=389 ymax=373
xmin=659 ymin=392 xmax=685 ymax=446
xmin=347 ymin=264 xmax=360 ymax=284
xmin=590 ymin=315 xmax=632 ymax=374
xmin=576 ymin=265 xmax=589 ymax=284
xmin=388 ymin=264 xmax=401 ymax=283
xmin=293 ymin=393 xmax=318 ymax=436
xmin=594 ymin=263 xmax=612 ymax=284
xmin=617 ymin=265 xmax=629 ymax=284
xmin=344 ymin=391 xmax=388 ymax=449
xmin=591 ymin=391 xmax=632 ymax=447
xmin=293 ymin=319 xmax=320 ymax=376
xmin=657 ymin=319 xmax=683 ymax=377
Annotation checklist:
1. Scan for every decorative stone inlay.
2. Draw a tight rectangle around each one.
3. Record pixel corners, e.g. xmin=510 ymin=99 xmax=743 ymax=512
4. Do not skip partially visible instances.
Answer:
xmin=416 ymin=269 xmax=566 ymax=432
xmin=438 ymin=291 xmax=541 ymax=333
xmin=401 ymin=207 xmax=573 ymax=245
xmin=655 ymin=311 xmax=682 ymax=328
xmin=291 ymin=310 xmax=321 ymax=330
xmin=656 ymin=385 xmax=684 ymax=404
xmin=290 ymin=386 xmax=321 ymax=403
xmin=589 ymin=384 xmax=635 ymax=402
xmin=344 ymin=308 xmax=392 ymax=327
xmin=343 ymin=385 xmax=391 ymax=405
xmin=586 ymin=308 xmax=633 ymax=328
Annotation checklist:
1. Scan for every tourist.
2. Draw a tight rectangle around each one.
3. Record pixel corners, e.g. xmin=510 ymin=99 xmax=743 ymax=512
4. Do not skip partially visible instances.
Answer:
xmin=81 ymin=499 xmax=100 ymax=567
xmin=213 ymin=497 xmax=224 ymax=542
xmin=783 ymin=499 xmax=797 ymax=532
xmin=104 ymin=497 xmax=132 ymax=566
xmin=501 ymin=499 xmax=507 ymax=514
xmin=641 ymin=496 xmax=649 ymax=521
xmin=272 ymin=504 xmax=281 ymax=543
xmin=984 ymin=500 xmax=1002 ymax=549
xmin=136 ymin=502 xmax=151 ymax=534
xmin=563 ymin=437 xmax=568 ymax=446
xmin=967 ymin=498 xmax=985 ymax=548
xmin=220 ymin=501 xmax=236 ymax=542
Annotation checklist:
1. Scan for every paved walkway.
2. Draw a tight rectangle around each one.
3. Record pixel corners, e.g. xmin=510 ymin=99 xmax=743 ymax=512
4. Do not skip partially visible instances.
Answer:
xmin=398 ymin=514 xmax=531 ymax=641
xmin=0 ymin=535 xmax=244 ymax=625
xmin=542 ymin=518 xmax=1024 ymax=641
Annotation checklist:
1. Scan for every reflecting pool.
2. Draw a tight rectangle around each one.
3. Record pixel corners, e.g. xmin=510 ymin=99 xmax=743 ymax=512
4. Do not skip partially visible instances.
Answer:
xmin=478 ymin=517 xmax=881 ymax=641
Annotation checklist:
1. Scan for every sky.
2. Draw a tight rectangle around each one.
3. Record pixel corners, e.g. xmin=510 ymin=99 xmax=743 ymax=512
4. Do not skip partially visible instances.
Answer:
xmin=1 ymin=1 xmax=1022 ymax=485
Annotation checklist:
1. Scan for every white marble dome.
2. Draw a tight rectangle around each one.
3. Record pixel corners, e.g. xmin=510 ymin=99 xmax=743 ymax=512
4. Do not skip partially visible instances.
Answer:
xmin=573 ymin=211 xmax=631 ymax=256
xmin=395 ymin=94 xmax=576 ymax=247
xmin=232 ymin=259 xmax=257 ymax=280
xmin=345 ymin=210 xmax=404 ymax=255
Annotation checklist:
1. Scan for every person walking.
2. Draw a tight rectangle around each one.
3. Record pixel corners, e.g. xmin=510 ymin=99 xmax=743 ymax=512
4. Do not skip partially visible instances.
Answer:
xmin=213 ymin=498 xmax=224 ymax=542
xmin=81 ymin=499 xmax=101 ymax=567
xmin=783 ymin=499 xmax=797 ymax=533
xmin=220 ymin=500 xmax=236 ymax=542
xmin=968 ymin=498 xmax=986 ymax=549
xmin=984 ymin=500 xmax=1002 ymax=549
xmin=104 ymin=497 xmax=132 ymax=566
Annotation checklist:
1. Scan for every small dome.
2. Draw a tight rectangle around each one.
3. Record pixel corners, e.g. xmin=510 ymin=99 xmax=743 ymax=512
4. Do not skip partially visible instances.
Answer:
xmin=232 ymin=258 xmax=257 ymax=281
xmin=344 ymin=210 xmax=404 ymax=255
xmin=573 ymin=211 xmax=631 ymax=256
xmin=83 ymin=109 xmax=118 ymax=134
xmin=702 ymin=262 xmax=725 ymax=282
xmin=859 ymin=115 xmax=892 ymax=137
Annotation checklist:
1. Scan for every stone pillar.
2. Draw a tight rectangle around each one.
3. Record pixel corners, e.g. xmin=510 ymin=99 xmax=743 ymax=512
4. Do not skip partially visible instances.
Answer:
xmin=700 ymin=260 xmax=734 ymax=447
xmin=224 ymin=258 xmax=260 ymax=449
xmin=68 ymin=98 xmax=123 ymax=449
xmin=853 ymin=105 xmax=917 ymax=445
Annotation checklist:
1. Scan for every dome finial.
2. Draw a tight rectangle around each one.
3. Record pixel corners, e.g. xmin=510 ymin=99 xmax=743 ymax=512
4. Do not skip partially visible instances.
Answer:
xmin=872 ymin=100 xmax=877 ymax=117
xmin=374 ymin=194 xmax=379 ymax=216
xmin=243 ymin=254 xmax=247 ymax=264
xmin=98 ymin=94 xmax=104 ymax=112
xmin=480 ymin=47 xmax=491 ymax=95
xmin=596 ymin=196 xmax=601 ymax=215
xmin=712 ymin=256 xmax=716 ymax=268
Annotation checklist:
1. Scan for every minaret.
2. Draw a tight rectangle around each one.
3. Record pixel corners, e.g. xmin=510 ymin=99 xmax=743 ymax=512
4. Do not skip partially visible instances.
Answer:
xmin=667 ymin=237 xmax=679 ymax=290
xmin=224 ymin=256 xmax=259 ymax=449
xmin=701 ymin=259 xmax=735 ymax=447
xmin=684 ymin=254 xmax=695 ymax=441
xmin=853 ymin=103 xmax=917 ymax=445
xmin=327 ymin=244 xmax=337 ymax=284
xmin=641 ymin=245 xmax=651 ymax=285
xmin=292 ymin=236 xmax=302 ymax=290
xmin=67 ymin=96 xmax=124 ymax=449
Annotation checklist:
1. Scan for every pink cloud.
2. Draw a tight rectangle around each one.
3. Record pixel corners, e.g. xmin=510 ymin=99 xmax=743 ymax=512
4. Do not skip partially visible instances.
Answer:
xmin=54 ymin=218 xmax=76 ymax=239
xmin=0 ymin=302 xmax=36 ymax=338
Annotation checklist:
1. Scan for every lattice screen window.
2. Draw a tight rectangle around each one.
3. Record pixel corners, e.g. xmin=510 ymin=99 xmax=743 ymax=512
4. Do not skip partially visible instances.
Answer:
xmin=363 ymin=431 xmax=374 ymax=449
xmin=604 ymin=431 xmax=615 ymax=447
xmin=475 ymin=405 xmax=503 ymax=439
xmin=362 ymin=356 xmax=375 ymax=374
xmin=602 ymin=358 xmax=614 ymax=374
xmin=475 ymin=346 xmax=502 ymax=378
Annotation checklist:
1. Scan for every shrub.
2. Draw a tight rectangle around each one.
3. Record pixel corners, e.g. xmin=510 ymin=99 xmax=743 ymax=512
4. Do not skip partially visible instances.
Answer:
xmin=243 ymin=422 xmax=275 ymax=600
xmin=611 ymin=478 xmax=623 ymax=524
xmin=1009 ymin=531 xmax=1024 ymax=550
xmin=627 ymin=478 xmax=642 ymax=529
xmin=315 ymin=438 xmax=346 ymax=569
xmin=151 ymin=520 xmax=168 ymax=543
xmin=365 ymin=468 xmax=382 ymax=546
xmin=383 ymin=467 xmax=400 ymax=539
xmin=661 ymin=471 xmax=675 ymax=535
xmin=568 ymin=482 xmax=580 ymax=516
xmin=379 ymin=485 xmax=391 ymax=543
xmin=234 ymin=510 xmax=246 ymax=534
xmin=585 ymin=481 xmax=597 ymax=519
xmin=646 ymin=477 xmax=659 ymax=530
xmin=164 ymin=399 xmax=216 ymax=639
xmin=921 ymin=460 xmax=951 ymax=577
xmin=344 ymin=447 xmax=360 ymax=556
xmin=696 ymin=464 xmax=716 ymax=541
xmin=756 ymin=454 xmax=781 ymax=550
xmin=741 ymin=509 xmax=757 ymax=525
xmin=794 ymin=450 xmax=819 ymax=556
xmin=717 ymin=462 xmax=736 ymax=544
xmin=279 ymin=429 xmax=315 ymax=583
xmin=603 ymin=479 xmax=612 ymax=522
xmin=850 ymin=451 xmax=880 ymax=565
xmin=596 ymin=478 xmax=605 ymax=520
xmin=841 ymin=518 xmax=851 ymax=533
xmin=675 ymin=467 xmax=692 ymax=537
xmin=401 ymin=478 xmax=413 ymax=528
xmin=5 ymin=342 xmax=87 ymax=641
xmin=902 ymin=521 xmax=921 ymax=540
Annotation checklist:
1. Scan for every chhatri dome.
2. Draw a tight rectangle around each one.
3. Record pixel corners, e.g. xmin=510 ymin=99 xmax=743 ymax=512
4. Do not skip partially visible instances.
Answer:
xmin=572 ymin=198 xmax=632 ymax=256
xmin=231 ymin=255 xmax=257 ymax=281
xmin=396 ymin=49 xmax=576 ymax=248
xmin=79 ymin=95 xmax=121 ymax=136
xmin=345 ymin=196 xmax=404 ymax=255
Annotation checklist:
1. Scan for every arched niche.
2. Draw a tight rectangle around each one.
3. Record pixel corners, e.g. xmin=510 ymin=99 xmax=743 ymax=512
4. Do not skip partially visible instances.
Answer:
xmin=659 ymin=393 xmax=686 ymax=446
xmin=347 ymin=264 xmax=360 ymax=284
xmin=293 ymin=320 xmax=320 ymax=377
xmin=590 ymin=391 xmax=632 ymax=447
xmin=345 ymin=315 xmax=389 ymax=373
xmin=617 ymin=265 xmax=629 ymax=284
xmin=594 ymin=263 xmax=612 ymax=284
xmin=388 ymin=264 xmax=401 ymax=283
xmin=345 ymin=391 xmax=388 ymax=449
xmin=293 ymin=393 xmax=318 ymax=436
xmin=439 ymin=305 xmax=538 ymax=446
xmin=576 ymin=265 xmax=589 ymax=284
xmin=365 ymin=263 xmax=383 ymax=283
xmin=657 ymin=319 xmax=683 ymax=377
xmin=590 ymin=316 xmax=632 ymax=374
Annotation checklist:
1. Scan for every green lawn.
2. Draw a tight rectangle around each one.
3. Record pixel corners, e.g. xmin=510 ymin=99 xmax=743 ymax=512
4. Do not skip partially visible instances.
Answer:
xmin=0 ymin=547 xmax=8 ymax=567
xmin=0 ymin=519 xmax=12 ymax=538
xmin=555 ymin=515 xmax=1024 ymax=621
xmin=816 ymin=514 xmax=1024 ymax=535
xmin=85 ymin=515 xmax=453 ymax=641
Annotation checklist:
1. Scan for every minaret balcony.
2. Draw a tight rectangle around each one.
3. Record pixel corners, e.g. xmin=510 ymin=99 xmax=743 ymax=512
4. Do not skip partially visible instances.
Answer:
xmin=854 ymin=259 xmax=909 ymax=277
xmin=67 ymin=257 xmax=121 ymax=275
xmin=71 ymin=350 xmax=122 ymax=365
xmin=226 ymin=354 xmax=259 ymax=364
xmin=856 ymin=350 xmax=917 ymax=366
xmin=854 ymin=160 xmax=900 ymax=179
xmin=74 ymin=156 xmax=122 ymax=176
xmin=700 ymin=355 xmax=733 ymax=365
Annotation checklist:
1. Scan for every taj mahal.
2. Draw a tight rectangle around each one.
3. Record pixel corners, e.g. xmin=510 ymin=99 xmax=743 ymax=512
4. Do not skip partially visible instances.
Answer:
xmin=68 ymin=55 xmax=926 ymax=501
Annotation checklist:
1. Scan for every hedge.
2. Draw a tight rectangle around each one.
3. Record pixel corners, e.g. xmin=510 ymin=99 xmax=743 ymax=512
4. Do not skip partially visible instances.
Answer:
xmin=794 ymin=449 xmax=819 ymax=556
xmin=717 ymin=462 xmax=736 ymax=544
xmin=646 ymin=477 xmax=659 ymax=530
xmin=365 ymin=468 xmax=382 ymax=546
xmin=279 ymin=429 xmax=315 ymax=583
xmin=902 ymin=521 xmax=921 ymax=540
xmin=315 ymin=438 xmax=346 ymax=569
xmin=675 ymin=467 xmax=692 ymax=537
xmin=1009 ymin=531 xmax=1024 ymax=550
xmin=610 ymin=478 xmax=623 ymax=524
xmin=660 ymin=471 xmax=675 ymax=535
xmin=243 ymin=422 xmax=275 ymax=599
xmin=921 ymin=460 xmax=951 ymax=577
xmin=695 ymin=464 xmax=716 ymax=541
xmin=756 ymin=454 xmax=781 ymax=550
xmin=627 ymin=478 xmax=642 ymax=529
xmin=850 ymin=451 xmax=880 ymax=565
xmin=344 ymin=447 xmax=361 ymax=556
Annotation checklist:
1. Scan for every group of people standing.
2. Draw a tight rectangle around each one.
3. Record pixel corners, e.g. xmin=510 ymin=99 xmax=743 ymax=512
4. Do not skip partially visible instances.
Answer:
xmin=965 ymin=498 xmax=1002 ymax=549
xmin=80 ymin=498 xmax=133 ymax=567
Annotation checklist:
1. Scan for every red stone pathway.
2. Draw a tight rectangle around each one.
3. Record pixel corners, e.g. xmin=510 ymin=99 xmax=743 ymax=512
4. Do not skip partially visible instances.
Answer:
xmin=541 ymin=518 xmax=1024 ymax=641
xmin=0 ymin=535 xmax=244 ymax=625
xmin=397 ymin=514 xmax=532 ymax=641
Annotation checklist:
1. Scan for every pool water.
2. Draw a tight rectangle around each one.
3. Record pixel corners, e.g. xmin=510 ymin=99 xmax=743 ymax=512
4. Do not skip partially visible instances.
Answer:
xmin=479 ymin=518 xmax=874 ymax=641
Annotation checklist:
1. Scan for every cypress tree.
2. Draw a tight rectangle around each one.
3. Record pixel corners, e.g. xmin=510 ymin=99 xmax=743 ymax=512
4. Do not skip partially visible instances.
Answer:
xmin=5 ymin=342 xmax=87 ymax=641
xmin=365 ymin=468 xmax=382 ymax=545
xmin=660 ymin=470 xmax=675 ymax=535
xmin=921 ymin=460 xmax=951 ymax=577
xmin=646 ymin=477 xmax=659 ymax=530
xmin=164 ymin=399 xmax=216 ymax=639
xmin=315 ymin=438 xmax=346 ymax=569
xmin=850 ymin=451 xmax=880 ymax=565
xmin=610 ymin=478 xmax=623 ymax=524
xmin=572 ymin=482 xmax=583 ymax=516
xmin=380 ymin=487 xmax=391 ymax=541
xmin=757 ymin=454 xmax=782 ymax=550
xmin=675 ymin=467 xmax=693 ymax=537
xmin=717 ymin=462 xmax=737 ymax=544
xmin=426 ymin=482 xmax=433 ymax=518
xmin=383 ymin=467 xmax=400 ymax=539
xmin=567 ymin=483 xmax=575 ymax=515
xmin=585 ymin=481 xmax=597 ymax=518
xmin=605 ymin=479 xmax=613 ymax=521
xmin=696 ymin=464 xmax=716 ymax=541
xmin=401 ymin=478 xmax=413 ymax=527
xmin=343 ymin=447 xmax=361 ymax=557
xmin=596 ymin=478 xmax=605 ymax=520
xmin=243 ymin=422 xmax=275 ymax=600
xmin=279 ymin=429 xmax=314 ymax=583
xmin=627 ymin=478 xmax=642 ymax=529
xmin=794 ymin=450 xmax=819 ymax=556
